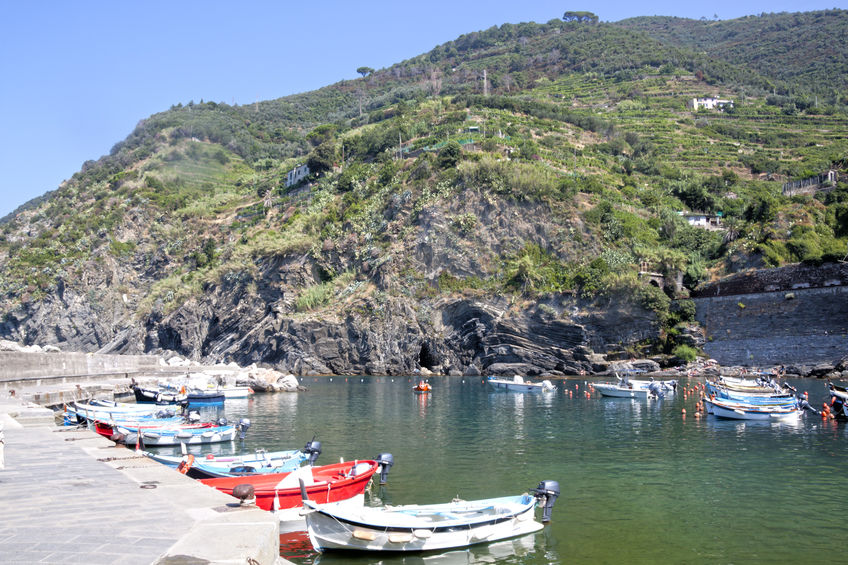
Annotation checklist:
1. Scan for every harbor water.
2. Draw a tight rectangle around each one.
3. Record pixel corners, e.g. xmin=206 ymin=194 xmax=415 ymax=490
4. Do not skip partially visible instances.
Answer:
xmin=153 ymin=376 xmax=848 ymax=564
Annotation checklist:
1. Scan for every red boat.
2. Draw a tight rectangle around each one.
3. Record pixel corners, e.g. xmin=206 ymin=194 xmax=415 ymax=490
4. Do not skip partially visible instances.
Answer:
xmin=200 ymin=459 xmax=379 ymax=512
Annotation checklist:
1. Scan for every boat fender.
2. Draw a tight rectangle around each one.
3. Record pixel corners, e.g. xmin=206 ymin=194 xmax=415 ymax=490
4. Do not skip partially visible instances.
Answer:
xmin=352 ymin=530 xmax=377 ymax=541
xmin=177 ymin=454 xmax=195 ymax=474
xmin=530 ymin=480 xmax=560 ymax=523
xmin=413 ymin=529 xmax=433 ymax=539
xmin=376 ymin=453 xmax=394 ymax=485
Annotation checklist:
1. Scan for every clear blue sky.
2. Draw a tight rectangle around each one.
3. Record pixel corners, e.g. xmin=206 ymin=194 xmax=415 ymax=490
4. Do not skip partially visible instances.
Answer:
xmin=1 ymin=1 xmax=843 ymax=218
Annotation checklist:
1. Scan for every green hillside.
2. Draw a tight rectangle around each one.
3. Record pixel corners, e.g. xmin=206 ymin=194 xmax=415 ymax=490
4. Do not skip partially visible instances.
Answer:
xmin=1 ymin=10 xmax=847 ymax=362
xmin=616 ymin=10 xmax=848 ymax=93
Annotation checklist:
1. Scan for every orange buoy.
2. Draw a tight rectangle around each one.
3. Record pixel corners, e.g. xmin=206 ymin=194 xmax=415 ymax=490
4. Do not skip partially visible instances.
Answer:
xmin=682 ymin=408 xmax=687 ymax=414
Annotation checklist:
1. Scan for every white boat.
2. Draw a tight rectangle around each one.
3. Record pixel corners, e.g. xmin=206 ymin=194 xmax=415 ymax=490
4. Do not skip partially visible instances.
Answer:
xmin=702 ymin=397 xmax=801 ymax=421
xmin=303 ymin=480 xmax=560 ymax=553
xmin=593 ymin=383 xmax=649 ymax=399
xmin=487 ymin=376 xmax=555 ymax=392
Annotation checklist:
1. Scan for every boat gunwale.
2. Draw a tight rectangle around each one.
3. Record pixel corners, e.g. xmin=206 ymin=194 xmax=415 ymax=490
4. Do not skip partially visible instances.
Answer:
xmin=306 ymin=497 xmax=536 ymax=534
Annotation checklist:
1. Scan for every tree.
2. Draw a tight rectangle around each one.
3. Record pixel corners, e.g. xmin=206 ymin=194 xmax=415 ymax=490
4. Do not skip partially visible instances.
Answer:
xmin=437 ymin=141 xmax=462 ymax=169
xmin=307 ymin=140 xmax=336 ymax=175
xmin=562 ymin=11 xmax=598 ymax=23
xmin=356 ymin=67 xmax=374 ymax=117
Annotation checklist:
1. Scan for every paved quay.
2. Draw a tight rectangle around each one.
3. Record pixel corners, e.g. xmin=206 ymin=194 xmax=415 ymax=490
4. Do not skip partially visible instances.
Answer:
xmin=0 ymin=397 xmax=287 ymax=564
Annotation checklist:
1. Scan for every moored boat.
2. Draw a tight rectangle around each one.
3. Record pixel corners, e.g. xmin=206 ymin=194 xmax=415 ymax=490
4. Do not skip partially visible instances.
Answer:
xmin=594 ymin=383 xmax=649 ymax=399
xmin=487 ymin=376 xmax=555 ymax=392
xmin=104 ymin=417 xmax=250 ymax=446
xmin=200 ymin=457 xmax=389 ymax=520
xmin=302 ymin=480 xmax=560 ymax=553
xmin=702 ymin=397 xmax=801 ymax=421
xmin=144 ymin=439 xmax=322 ymax=479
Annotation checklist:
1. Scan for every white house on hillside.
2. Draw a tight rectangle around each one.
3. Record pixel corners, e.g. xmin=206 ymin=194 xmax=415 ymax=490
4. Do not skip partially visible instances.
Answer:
xmin=680 ymin=211 xmax=723 ymax=230
xmin=688 ymin=97 xmax=734 ymax=111
xmin=285 ymin=164 xmax=310 ymax=188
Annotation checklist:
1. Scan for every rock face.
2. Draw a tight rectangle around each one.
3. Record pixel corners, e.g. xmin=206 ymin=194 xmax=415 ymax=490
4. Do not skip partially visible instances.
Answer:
xmin=0 ymin=192 xmax=666 ymax=376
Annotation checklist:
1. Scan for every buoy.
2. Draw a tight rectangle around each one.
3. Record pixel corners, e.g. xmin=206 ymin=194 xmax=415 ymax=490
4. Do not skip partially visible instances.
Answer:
xmin=694 ymin=412 xmax=701 ymax=418
xmin=682 ymin=408 xmax=687 ymax=414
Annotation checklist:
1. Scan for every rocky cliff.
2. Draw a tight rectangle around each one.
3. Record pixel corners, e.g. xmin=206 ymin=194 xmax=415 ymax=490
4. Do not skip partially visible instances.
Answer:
xmin=0 ymin=186 xmax=663 ymax=376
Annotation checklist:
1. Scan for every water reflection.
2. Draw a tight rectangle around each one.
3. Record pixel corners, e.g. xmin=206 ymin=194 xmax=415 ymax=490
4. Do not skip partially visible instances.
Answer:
xmin=306 ymin=531 xmax=542 ymax=565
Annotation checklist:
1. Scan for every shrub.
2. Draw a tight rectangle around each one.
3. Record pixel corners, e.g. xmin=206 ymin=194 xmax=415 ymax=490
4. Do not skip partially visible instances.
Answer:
xmin=672 ymin=344 xmax=698 ymax=362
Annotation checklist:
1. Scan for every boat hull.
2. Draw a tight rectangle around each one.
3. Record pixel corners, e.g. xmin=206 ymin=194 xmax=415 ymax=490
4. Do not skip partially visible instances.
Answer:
xmin=115 ymin=424 xmax=237 ymax=446
xmin=703 ymin=398 xmax=801 ymax=421
xmin=594 ymin=384 xmax=649 ymax=399
xmin=200 ymin=460 xmax=378 ymax=513
xmin=145 ymin=450 xmax=307 ymax=478
xmin=305 ymin=495 xmax=542 ymax=552
xmin=488 ymin=381 xmax=553 ymax=393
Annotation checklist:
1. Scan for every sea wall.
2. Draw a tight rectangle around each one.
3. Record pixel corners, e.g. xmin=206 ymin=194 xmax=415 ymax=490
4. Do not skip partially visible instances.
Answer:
xmin=692 ymin=263 xmax=848 ymax=366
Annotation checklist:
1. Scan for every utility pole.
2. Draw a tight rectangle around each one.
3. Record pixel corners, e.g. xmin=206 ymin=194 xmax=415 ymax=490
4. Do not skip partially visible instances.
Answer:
xmin=483 ymin=69 xmax=488 ymax=96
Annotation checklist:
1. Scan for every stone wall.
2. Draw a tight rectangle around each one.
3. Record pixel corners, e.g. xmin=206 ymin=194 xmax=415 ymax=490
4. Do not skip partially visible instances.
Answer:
xmin=0 ymin=351 xmax=173 ymax=390
xmin=693 ymin=284 xmax=848 ymax=366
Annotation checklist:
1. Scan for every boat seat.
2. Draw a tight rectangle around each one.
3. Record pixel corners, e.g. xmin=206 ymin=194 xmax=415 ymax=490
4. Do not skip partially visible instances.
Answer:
xmin=275 ymin=465 xmax=315 ymax=490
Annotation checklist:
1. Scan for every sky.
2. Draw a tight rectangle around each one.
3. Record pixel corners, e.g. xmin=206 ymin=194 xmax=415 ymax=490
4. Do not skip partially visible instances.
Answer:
xmin=1 ymin=1 xmax=844 ymax=219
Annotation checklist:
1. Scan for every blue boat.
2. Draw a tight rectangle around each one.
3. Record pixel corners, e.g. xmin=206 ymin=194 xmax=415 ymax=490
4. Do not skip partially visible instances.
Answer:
xmin=144 ymin=439 xmax=322 ymax=479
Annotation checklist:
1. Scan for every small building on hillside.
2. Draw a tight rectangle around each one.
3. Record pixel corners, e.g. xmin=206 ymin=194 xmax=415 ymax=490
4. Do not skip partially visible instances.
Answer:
xmin=285 ymin=164 xmax=310 ymax=188
xmin=688 ymin=97 xmax=734 ymax=111
xmin=681 ymin=211 xmax=723 ymax=230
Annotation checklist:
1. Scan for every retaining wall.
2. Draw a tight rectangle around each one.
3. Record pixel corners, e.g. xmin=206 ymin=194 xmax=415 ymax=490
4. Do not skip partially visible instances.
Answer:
xmin=693 ymin=285 xmax=848 ymax=366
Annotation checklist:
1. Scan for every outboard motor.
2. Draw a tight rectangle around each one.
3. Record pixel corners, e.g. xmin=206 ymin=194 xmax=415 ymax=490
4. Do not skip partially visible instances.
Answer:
xmin=531 ymin=480 xmax=560 ymax=523
xmin=217 ymin=417 xmax=229 ymax=427
xmin=303 ymin=439 xmax=322 ymax=465
xmin=237 ymin=418 xmax=251 ymax=440
xmin=187 ymin=411 xmax=201 ymax=423
xmin=376 ymin=453 xmax=394 ymax=485
xmin=648 ymin=381 xmax=663 ymax=398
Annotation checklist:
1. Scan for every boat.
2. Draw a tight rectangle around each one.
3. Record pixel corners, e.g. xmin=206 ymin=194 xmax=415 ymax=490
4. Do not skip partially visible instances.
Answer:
xmin=705 ymin=382 xmax=796 ymax=406
xmin=185 ymin=390 xmax=225 ymax=406
xmin=413 ymin=380 xmax=432 ymax=393
xmin=487 ymin=376 xmax=555 ymax=392
xmin=144 ymin=440 xmax=322 ymax=479
xmin=63 ymin=401 xmax=181 ymax=425
xmin=827 ymin=381 xmax=848 ymax=402
xmin=217 ymin=384 xmax=252 ymax=399
xmin=200 ymin=456 xmax=392 ymax=521
xmin=593 ymin=382 xmax=649 ymax=399
xmin=106 ymin=418 xmax=250 ymax=446
xmin=302 ymin=480 xmax=560 ymax=553
xmin=132 ymin=384 xmax=186 ymax=404
xmin=702 ymin=397 xmax=801 ymax=421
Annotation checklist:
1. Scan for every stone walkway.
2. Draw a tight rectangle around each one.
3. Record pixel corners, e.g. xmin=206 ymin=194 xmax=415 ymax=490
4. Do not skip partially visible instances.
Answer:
xmin=0 ymin=398 xmax=284 ymax=564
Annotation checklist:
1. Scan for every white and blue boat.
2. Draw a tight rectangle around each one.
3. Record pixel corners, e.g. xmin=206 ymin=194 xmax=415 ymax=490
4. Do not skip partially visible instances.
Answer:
xmin=702 ymin=397 xmax=801 ymax=421
xmin=487 ymin=376 xmax=555 ymax=392
xmin=303 ymin=480 xmax=560 ymax=553
xmin=144 ymin=439 xmax=322 ymax=479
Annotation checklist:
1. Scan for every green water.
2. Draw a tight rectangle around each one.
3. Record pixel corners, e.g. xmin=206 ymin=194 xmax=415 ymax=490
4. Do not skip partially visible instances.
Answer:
xmin=181 ymin=376 xmax=848 ymax=563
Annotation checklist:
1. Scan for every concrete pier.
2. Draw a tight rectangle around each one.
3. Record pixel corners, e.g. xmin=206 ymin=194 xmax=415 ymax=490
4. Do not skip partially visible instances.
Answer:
xmin=0 ymin=397 xmax=286 ymax=564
